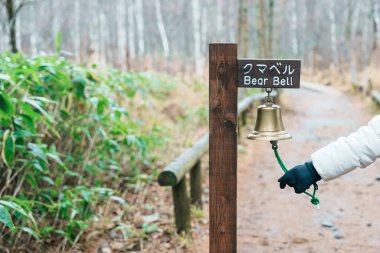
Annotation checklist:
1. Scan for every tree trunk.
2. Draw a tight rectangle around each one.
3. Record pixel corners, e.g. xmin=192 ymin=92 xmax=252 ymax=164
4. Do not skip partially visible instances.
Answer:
xmin=15 ymin=0 xmax=21 ymax=51
xmin=0 ymin=12 xmax=7 ymax=49
xmin=5 ymin=0 xmax=18 ymax=53
xmin=116 ymin=0 xmax=127 ymax=68
xmin=135 ymin=0 xmax=145 ymax=57
xmin=349 ymin=3 xmax=361 ymax=83
xmin=73 ymin=0 xmax=81 ymax=62
xmin=257 ymin=0 xmax=267 ymax=57
xmin=29 ymin=2 xmax=37 ymax=55
xmin=291 ymin=0 xmax=298 ymax=56
xmin=51 ymin=0 xmax=60 ymax=46
xmin=329 ymin=0 xmax=338 ymax=68
xmin=192 ymin=0 xmax=202 ymax=75
xmin=99 ymin=9 xmax=107 ymax=63
xmin=128 ymin=1 xmax=136 ymax=61
xmin=344 ymin=0 xmax=356 ymax=63
xmin=201 ymin=1 xmax=208 ymax=60
xmin=238 ymin=0 xmax=249 ymax=57
xmin=227 ymin=0 xmax=235 ymax=42
xmin=155 ymin=0 xmax=170 ymax=58
xmin=88 ymin=0 xmax=100 ymax=64
xmin=216 ymin=0 xmax=223 ymax=40
xmin=361 ymin=6 xmax=370 ymax=68
xmin=371 ymin=0 xmax=380 ymax=57
xmin=267 ymin=0 xmax=274 ymax=57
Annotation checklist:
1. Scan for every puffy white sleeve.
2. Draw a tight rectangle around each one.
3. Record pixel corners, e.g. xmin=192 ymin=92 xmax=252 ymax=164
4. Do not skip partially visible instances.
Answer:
xmin=311 ymin=115 xmax=380 ymax=181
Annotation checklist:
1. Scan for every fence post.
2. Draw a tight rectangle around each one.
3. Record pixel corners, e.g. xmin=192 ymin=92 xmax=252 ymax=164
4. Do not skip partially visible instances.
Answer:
xmin=172 ymin=178 xmax=191 ymax=234
xmin=242 ymin=110 xmax=247 ymax=126
xmin=190 ymin=160 xmax=202 ymax=208
xmin=209 ymin=43 xmax=238 ymax=253
xmin=238 ymin=110 xmax=247 ymax=140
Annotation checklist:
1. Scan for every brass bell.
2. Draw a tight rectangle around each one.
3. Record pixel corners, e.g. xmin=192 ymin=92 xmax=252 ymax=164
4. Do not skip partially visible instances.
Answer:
xmin=247 ymin=100 xmax=291 ymax=141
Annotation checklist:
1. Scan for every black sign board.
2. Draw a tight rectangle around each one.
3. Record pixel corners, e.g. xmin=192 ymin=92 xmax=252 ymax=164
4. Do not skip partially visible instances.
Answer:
xmin=237 ymin=59 xmax=301 ymax=88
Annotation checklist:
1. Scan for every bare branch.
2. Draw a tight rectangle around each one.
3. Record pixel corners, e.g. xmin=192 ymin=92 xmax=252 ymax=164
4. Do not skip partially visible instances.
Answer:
xmin=14 ymin=3 xmax=24 ymax=17
xmin=14 ymin=0 xmax=48 ymax=17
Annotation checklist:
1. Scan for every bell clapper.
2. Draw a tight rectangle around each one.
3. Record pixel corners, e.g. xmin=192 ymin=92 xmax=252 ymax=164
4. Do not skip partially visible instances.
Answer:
xmin=270 ymin=140 xmax=278 ymax=149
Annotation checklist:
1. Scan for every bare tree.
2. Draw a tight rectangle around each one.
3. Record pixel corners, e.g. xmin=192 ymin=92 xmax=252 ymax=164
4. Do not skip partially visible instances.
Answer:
xmin=267 ymin=0 xmax=274 ymax=57
xmin=51 ymin=0 xmax=59 ymax=43
xmin=89 ymin=0 xmax=100 ymax=63
xmin=201 ymin=1 xmax=208 ymax=59
xmin=237 ymin=0 xmax=249 ymax=57
xmin=135 ymin=0 xmax=145 ymax=57
xmin=344 ymin=0 xmax=356 ymax=62
xmin=329 ymin=0 xmax=338 ymax=68
xmin=371 ymin=0 xmax=380 ymax=54
xmin=257 ymin=0 xmax=267 ymax=57
xmin=116 ymin=0 xmax=126 ymax=67
xmin=2 ymin=0 xmax=45 ymax=53
xmin=5 ymin=0 xmax=18 ymax=52
xmin=73 ymin=0 xmax=80 ymax=62
xmin=155 ymin=0 xmax=169 ymax=58
xmin=192 ymin=0 xmax=202 ymax=75
xmin=0 ymin=0 xmax=377 ymax=74
xmin=99 ymin=7 xmax=107 ymax=62
xmin=349 ymin=1 xmax=361 ymax=82
xmin=291 ymin=0 xmax=298 ymax=56
xmin=215 ymin=0 xmax=223 ymax=40
xmin=128 ymin=0 xmax=136 ymax=61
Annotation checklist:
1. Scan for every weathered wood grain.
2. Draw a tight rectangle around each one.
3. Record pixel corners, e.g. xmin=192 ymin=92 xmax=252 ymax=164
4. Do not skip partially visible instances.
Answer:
xmin=209 ymin=43 xmax=237 ymax=253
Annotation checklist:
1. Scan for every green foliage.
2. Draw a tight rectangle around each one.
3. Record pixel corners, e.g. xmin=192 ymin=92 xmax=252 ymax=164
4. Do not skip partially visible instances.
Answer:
xmin=0 ymin=90 xmax=15 ymax=116
xmin=0 ymin=204 xmax=15 ymax=231
xmin=55 ymin=32 xmax=62 ymax=54
xmin=0 ymin=52 xmax=165 ymax=247
xmin=2 ymin=130 xmax=15 ymax=167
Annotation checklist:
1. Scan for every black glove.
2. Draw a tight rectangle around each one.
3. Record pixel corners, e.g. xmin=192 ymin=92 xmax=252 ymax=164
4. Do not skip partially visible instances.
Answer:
xmin=278 ymin=161 xmax=321 ymax=194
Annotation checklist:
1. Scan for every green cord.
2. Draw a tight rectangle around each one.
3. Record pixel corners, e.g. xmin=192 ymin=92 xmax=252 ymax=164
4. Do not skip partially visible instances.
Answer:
xmin=271 ymin=142 xmax=320 ymax=206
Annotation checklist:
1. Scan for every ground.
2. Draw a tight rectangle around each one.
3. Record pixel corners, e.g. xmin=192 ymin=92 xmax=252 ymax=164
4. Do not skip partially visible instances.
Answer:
xmin=191 ymin=82 xmax=380 ymax=253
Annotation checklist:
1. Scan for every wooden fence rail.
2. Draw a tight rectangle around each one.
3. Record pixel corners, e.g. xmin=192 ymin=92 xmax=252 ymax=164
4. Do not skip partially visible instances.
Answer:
xmin=371 ymin=91 xmax=380 ymax=106
xmin=157 ymin=91 xmax=277 ymax=234
xmin=351 ymin=82 xmax=380 ymax=105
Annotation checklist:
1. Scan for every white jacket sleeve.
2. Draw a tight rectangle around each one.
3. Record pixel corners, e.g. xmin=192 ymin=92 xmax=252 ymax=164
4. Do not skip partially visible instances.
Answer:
xmin=311 ymin=115 xmax=380 ymax=181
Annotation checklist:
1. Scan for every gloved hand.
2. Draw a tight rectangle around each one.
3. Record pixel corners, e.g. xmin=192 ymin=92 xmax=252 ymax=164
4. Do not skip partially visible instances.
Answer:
xmin=278 ymin=161 xmax=321 ymax=193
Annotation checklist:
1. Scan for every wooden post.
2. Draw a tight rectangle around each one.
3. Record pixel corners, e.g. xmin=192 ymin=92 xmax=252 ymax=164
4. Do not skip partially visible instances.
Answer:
xmin=172 ymin=178 xmax=191 ymax=234
xmin=190 ymin=160 xmax=202 ymax=208
xmin=242 ymin=110 xmax=247 ymax=126
xmin=238 ymin=110 xmax=247 ymax=140
xmin=209 ymin=43 xmax=238 ymax=253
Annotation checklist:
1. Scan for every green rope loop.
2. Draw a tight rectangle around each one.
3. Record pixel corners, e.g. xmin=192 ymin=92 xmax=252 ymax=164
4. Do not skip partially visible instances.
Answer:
xmin=271 ymin=142 xmax=320 ymax=206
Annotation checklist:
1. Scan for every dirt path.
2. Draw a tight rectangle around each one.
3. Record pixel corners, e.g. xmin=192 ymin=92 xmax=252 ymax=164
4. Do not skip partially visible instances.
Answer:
xmin=193 ymin=83 xmax=380 ymax=253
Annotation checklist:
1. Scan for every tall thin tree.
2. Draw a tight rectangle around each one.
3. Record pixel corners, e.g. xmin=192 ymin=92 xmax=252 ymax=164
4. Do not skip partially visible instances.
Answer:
xmin=192 ymin=0 xmax=202 ymax=75
xmin=5 ymin=0 xmax=17 ymax=52
xmin=135 ymin=0 xmax=145 ymax=57
xmin=238 ymin=0 xmax=249 ymax=57
xmin=155 ymin=0 xmax=169 ymax=58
